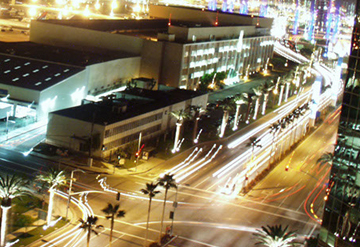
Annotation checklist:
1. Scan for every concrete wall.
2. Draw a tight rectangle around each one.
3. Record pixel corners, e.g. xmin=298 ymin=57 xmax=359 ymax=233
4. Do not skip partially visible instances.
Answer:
xmin=0 ymin=83 xmax=40 ymax=104
xmin=46 ymin=113 xmax=105 ymax=154
xmin=38 ymin=70 xmax=87 ymax=120
xmin=87 ymin=57 xmax=141 ymax=92
xmin=149 ymin=5 xmax=273 ymax=29
xmin=161 ymin=42 xmax=184 ymax=88
xmin=140 ymin=40 xmax=163 ymax=81
xmin=30 ymin=20 xmax=144 ymax=55
xmin=169 ymin=25 xmax=256 ymax=42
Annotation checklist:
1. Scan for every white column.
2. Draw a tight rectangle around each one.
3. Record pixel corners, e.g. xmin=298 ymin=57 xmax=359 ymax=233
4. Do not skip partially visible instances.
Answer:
xmin=284 ymin=82 xmax=290 ymax=102
xmin=233 ymin=105 xmax=240 ymax=131
xmin=278 ymin=85 xmax=284 ymax=106
xmin=47 ymin=189 xmax=55 ymax=226
xmin=261 ymin=93 xmax=268 ymax=115
xmin=1 ymin=205 xmax=10 ymax=247
xmin=253 ymin=98 xmax=260 ymax=120
xmin=172 ymin=122 xmax=182 ymax=153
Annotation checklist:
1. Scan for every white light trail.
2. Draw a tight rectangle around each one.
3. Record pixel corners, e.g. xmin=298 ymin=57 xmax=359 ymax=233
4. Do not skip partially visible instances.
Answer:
xmin=176 ymin=145 xmax=222 ymax=183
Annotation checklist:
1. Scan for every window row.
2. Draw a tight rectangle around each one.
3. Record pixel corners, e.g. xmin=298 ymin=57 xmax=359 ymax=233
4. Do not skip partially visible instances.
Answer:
xmin=105 ymin=124 xmax=162 ymax=149
xmin=104 ymin=113 xmax=163 ymax=138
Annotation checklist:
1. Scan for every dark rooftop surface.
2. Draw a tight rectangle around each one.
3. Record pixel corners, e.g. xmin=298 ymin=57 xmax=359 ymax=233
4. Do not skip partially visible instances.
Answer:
xmin=52 ymin=87 xmax=207 ymax=125
xmin=0 ymin=42 xmax=135 ymax=67
xmin=0 ymin=53 xmax=84 ymax=91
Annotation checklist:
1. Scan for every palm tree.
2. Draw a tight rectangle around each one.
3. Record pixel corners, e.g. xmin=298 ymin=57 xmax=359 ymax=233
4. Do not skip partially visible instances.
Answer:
xmin=233 ymin=94 xmax=247 ymax=131
xmin=188 ymin=105 xmax=203 ymax=143
xmin=278 ymin=81 xmax=286 ymax=106
xmin=141 ymin=182 xmax=160 ymax=247
xmin=102 ymin=203 xmax=126 ymax=247
xmin=269 ymin=122 xmax=281 ymax=164
xmin=283 ymin=70 xmax=296 ymax=102
xmin=252 ymin=86 xmax=262 ymax=120
xmin=79 ymin=216 xmax=104 ymax=247
xmin=283 ymin=114 xmax=294 ymax=150
xmin=218 ymin=98 xmax=235 ymax=138
xmin=247 ymin=136 xmax=262 ymax=162
xmin=243 ymin=92 xmax=255 ymax=124
xmin=0 ymin=175 xmax=31 ymax=247
xmin=261 ymin=80 xmax=275 ymax=115
xmin=158 ymin=174 xmax=177 ymax=243
xmin=317 ymin=152 xmax=336 ymax=167
xmin=170 ymin=109 xmax=191 ymax=153
xmin=36 ymin=168 xmax=66 ymax=226
xmin=253 ymin=225 xmax=297 ymax=247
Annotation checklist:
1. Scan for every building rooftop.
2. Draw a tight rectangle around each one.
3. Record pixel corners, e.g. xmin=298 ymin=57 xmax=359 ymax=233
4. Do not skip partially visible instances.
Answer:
xmin=0 ymin=53 xmax=84 ymax=91
xmin=52 ymin=87 xmax=207 ymax=125
xmin=0 ymin=42 xmax=134 ymax=67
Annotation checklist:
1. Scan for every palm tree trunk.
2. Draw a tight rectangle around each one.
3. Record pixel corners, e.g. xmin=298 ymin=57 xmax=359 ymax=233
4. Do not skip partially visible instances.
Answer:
xmin=172 ymin=122 xmax=182 ymax=152
xmin=219 ymin=110 xmax=229 ymax=138
xmin=193 ymin=115 xmax=199 ymax=142
xmin=269 ymin=133 xmax=276 ymax=165
xmin=233 ymin=104 xmax=240 ymax=131
xmin=262 ymin=93 xmax=268 ymax=115
xmin=0 ymin=205 xmax=10 ymax=247
xmin=47 ymin=188 xmax=55 ymax=226
xmin=253 ymin=98 xmax=260 ymax=120
xmin=144 ymin=197 xmax=152 ymax=247
xmin=284 ymin=82 xmax=290 ymax=102
xmin=110 ymin=216 xmax=114 ymax=247
xmin=87 ymin=225 xmax=91 ymax=247
xmin=159 ymin=188 xmax=169 ymax=244
xmin=278 ymin=85 xmax=284 ymax=106
xmin=245 ymin=102 xmax=251 ymax=124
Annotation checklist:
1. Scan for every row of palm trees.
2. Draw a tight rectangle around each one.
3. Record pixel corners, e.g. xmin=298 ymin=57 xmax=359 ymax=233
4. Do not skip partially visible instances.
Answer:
xmin=80 ymin=203 xmax=126 ymax=247
xmin=169 ymin=65 xmax=312 ymax=151
xmin=141 ymin=174 xmax=177 ymax=247
xmin=0 ymin=170 xmax=178 ymax=247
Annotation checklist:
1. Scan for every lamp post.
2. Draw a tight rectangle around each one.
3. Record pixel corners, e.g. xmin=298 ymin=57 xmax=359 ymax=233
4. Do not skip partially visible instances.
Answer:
xmin=66 ymin=169 xmax=85 ymax=220
xmin=170 ymin=185 xmax=178 ymax=236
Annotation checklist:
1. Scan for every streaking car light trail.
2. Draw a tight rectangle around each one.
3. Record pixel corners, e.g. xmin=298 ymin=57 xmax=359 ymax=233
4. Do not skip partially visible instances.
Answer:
xmin=160 ymin=147 xmax=202 ymax=177
xmin=40 ymin=191 xmax=90 ymax=247
xmin=176 ymin=145 xmax=222 ymax=183
xmin=169 ymin=148 xmax=203 ymax=175
xmin=174 ymin=146 xmax=218 ymax=179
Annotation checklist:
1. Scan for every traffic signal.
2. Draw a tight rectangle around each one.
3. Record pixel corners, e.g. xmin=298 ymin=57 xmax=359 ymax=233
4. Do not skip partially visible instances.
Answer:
xmin=116 ymin=192 xmax=120 ymax=201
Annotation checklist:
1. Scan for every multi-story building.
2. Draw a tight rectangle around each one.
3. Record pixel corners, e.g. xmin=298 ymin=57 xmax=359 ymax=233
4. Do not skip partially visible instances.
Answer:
xmin=318 ymin=1 xmax=360 ymax=246
xmin=30 ymin=5 xmax=275 ymax=90
xmin=46 ymin=86 xmax=208 ymax=158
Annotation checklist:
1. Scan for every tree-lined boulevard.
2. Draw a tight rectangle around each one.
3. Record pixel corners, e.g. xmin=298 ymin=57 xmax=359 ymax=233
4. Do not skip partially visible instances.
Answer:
xmin=0 ymin=43 xmax=343 ymax=246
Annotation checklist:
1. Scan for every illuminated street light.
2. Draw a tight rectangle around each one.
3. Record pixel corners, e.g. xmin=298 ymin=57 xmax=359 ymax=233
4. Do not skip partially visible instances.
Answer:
xmin=83 ymin=5 xmax=90 ymax=17
xmin=29 ymin=6 xmax=37 ymax=18
xmin=95 ymin=0 xmax=100 ymax=10
xmin=111 ymin=0 xmax=117 ymax=9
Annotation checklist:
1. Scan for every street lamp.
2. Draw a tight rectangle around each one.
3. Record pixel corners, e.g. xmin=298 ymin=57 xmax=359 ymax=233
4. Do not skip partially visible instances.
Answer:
xmin=170 ymin=185 xmax=178 ymax=236
xmin=66 ymin=169 xmax=85 ymax=220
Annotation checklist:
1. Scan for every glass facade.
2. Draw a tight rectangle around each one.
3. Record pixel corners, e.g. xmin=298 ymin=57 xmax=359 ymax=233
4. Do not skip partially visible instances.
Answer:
xmin=319 ymin=2 xmax=360 ymax=246
xmin=180 ymin=36 xmax=274 ymax=90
